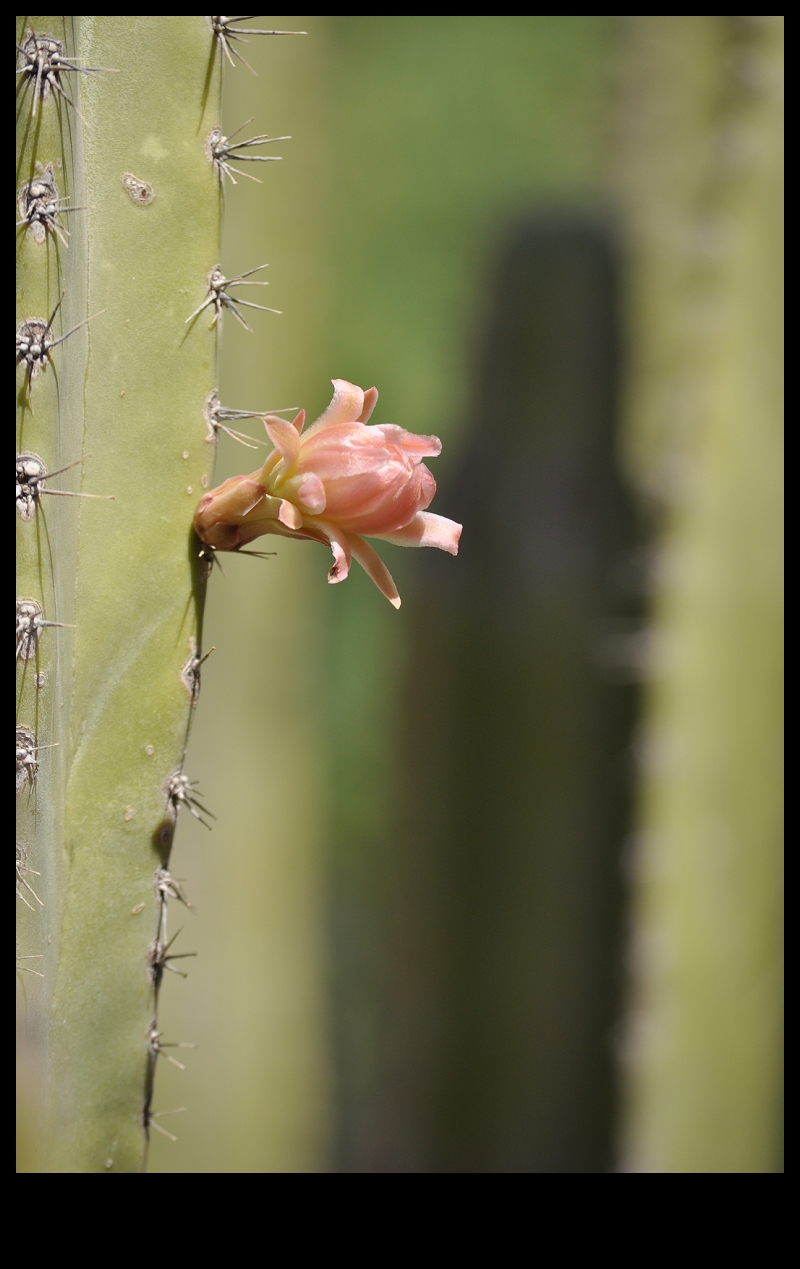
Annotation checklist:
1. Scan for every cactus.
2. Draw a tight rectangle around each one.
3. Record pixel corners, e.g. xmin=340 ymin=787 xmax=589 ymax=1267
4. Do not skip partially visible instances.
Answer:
xmin=15 ymin=15 xmax=293 ymax=1172
xmin=615 ymin=17 xmax=784 ymax=1171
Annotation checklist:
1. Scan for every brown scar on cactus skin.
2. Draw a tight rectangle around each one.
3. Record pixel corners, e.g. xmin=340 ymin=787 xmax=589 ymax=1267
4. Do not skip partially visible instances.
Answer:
xmin=206 ymin=120 xmax=289 ymax=185
xmin=208 ymin=17 xmax=306 ymax=75
xmin=120 ymin=172 xmax=154 ymax=206
xmin=185 ymin=264 xmax=280 ymax=331
xmin=153 ymin=821 xmax=175 ymax=860
xmin=16 ymin=452 xmax=114 ymax=521
xmin=16 ymin=598 xmax=76 ymax=663
xmin=17 ymin=162 xmax=90 ymax=246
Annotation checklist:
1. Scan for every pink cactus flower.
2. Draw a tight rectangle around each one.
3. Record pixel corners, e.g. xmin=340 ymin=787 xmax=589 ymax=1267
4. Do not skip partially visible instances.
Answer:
xmin=194 ymin=379 xmax=462 ymax=607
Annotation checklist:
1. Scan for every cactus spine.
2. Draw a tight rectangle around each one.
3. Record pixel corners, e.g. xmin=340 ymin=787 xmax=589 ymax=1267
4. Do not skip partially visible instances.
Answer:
xmin=16 ymin=16 xmax=227 ymax=1171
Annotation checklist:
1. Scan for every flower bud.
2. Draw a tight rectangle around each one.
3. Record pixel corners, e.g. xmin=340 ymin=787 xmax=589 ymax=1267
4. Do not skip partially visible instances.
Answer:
xmin=195 ymin=379 xmax=462 ymax=607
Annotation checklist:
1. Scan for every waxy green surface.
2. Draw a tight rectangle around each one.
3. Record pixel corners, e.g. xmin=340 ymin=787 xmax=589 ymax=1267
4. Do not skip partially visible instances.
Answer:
xmin=17 ymin=16 xmax=221 ymax=1171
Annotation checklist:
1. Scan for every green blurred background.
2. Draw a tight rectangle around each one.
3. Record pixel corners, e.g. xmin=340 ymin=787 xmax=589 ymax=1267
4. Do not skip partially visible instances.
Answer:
xmin=149 ymin=16 xmax=782 ymax=1172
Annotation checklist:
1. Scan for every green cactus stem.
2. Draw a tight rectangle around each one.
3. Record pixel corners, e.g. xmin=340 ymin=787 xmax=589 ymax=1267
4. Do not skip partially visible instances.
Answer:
xmin=17 ymin=15 xmax=223 ymax=1172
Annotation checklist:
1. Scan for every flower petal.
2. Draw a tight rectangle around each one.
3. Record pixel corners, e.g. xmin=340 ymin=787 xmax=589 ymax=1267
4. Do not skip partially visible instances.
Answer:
xmin=278 ymin=499 xmax=303 ymax=530
xmin=195 ymin=477 xmax=270 ymax=550
xmin=304 ymin=379 xmax=364 ymax=435
xmin=375 ymin=424 xmax=442 ymax=461
xmin=194 ymin=476 xmax=266 ymax=534
xmin=357 ymin=387 xmax=379 ymax=423
xmin=259 ymin=449 xmax=282 ymax=482
xmin=295 ymin=426 xmax=436 ymax=534
xmin=233 ymin=493 xmax=304 ymax=546
xmin=263 ymin=417 xmax=301 ymax=468
xmin=310 ymin=518 xmax=353 ymax=583
xmin=296 ymin=473 xmax=326 ymax=514
xmin=373 ymin=510 xmax=462 ymax=555
xmin=349 ymin=535 xmax=401 ymax=608
xmin=291 ymin=408 xmax=306 ymax=435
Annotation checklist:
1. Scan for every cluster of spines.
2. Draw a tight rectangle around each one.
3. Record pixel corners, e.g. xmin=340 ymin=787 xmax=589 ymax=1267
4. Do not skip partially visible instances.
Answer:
xmin=16 ymin=25 xmax=105 ymax=872
xmin=142 ymin=867 xmax=196 ymax=1140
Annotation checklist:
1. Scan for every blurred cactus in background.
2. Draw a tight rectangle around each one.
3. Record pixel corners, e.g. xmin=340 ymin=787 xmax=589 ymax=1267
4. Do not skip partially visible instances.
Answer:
xmin=356 ymin=218 xmax=640 ymax=1173
xmin=615 ymin=16 xmax=783 ymax=1173
xmin=323 ymin=20 xmax=635 ymax=1174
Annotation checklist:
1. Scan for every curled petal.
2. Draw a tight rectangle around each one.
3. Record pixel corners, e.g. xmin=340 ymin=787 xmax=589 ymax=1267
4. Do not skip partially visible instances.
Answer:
xmin=305 ymin=379 xmax=364 ymax=435
xmin=258 ymin=493 xmax=292 ymax=522
xmin=259 ymin=449 xmax=282 ymax=482
xmin=263 ymin=417 xmax=301 ymax=469
xmin=357 ymin=387 xmax=379 ymax=423
xmin=278 ymin=499 xmax=303 ymax=529
xmin=312 ymin=518 xmax=352 ymax=583
xmin=374 ymin=510 xmax=462 ymax=555
xmin=349 ymin=535 xmax=401 ymax=608
xmin=376 ymin=424 xmax=442 ymax=461
xmin=291 ymin=408 xmax=306 ymax=435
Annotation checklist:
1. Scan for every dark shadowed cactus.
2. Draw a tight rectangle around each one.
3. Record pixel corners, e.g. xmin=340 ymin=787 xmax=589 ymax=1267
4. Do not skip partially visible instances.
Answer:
xmin=16 ymin=15 xmax=296 ymax=1172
